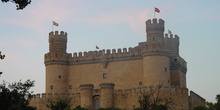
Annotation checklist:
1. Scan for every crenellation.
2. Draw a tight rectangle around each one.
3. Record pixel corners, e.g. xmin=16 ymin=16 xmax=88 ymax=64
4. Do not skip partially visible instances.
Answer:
xmin=123 ymin=48 xmax=127 ymax=53
xmin=117 ymin=48 xmax=122 ymax=53
xmin=107 ymin=49 xmax=111 ymax=54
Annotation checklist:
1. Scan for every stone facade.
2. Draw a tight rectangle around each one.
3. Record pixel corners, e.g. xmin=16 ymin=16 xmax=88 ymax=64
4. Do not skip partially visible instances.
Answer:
xmin=29 ymin=18 xmax=205 ymax=110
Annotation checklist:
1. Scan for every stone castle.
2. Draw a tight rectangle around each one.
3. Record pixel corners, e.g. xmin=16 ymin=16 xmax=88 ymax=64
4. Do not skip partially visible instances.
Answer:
xmin=30 ymin=18 xmax=205 ymax=110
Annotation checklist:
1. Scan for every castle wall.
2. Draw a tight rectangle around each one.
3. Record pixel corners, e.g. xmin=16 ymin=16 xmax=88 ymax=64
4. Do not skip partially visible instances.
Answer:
xmin=30 ymin=87 xmax=189 ymax=110
xmin=68 ymin=59 xmax=143 ymax=93
xmin=189 ymin=91 xmax=206 ymax=109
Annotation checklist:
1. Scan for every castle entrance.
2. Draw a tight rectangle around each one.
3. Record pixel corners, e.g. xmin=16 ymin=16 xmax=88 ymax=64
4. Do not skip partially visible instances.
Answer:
xmin=93 ymin=96 xmax=100 ymax=110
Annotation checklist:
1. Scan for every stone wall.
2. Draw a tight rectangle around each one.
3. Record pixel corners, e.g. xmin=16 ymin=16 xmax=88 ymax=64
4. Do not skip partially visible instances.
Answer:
xmin=189 ymin=91 xmax=206 ymax=109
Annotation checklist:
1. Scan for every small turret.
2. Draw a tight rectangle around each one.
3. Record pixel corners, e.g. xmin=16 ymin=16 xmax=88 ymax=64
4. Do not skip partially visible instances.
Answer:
xmin=146 ymin=18 xmax=164 ymax=43
xmin=80 ymin=84 xmax=94 ymax=110
xmin=99 ymin=83 xmax=115 ymax=108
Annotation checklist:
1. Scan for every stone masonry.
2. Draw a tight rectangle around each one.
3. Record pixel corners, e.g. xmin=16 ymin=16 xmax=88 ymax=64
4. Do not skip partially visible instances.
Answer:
xmin=29 ymin=18 xmax=205 ymax=110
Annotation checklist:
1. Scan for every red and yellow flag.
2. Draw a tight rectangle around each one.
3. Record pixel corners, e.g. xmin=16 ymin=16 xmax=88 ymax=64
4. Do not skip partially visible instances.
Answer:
xmin=53 ymin=21 xmax=59 ymax=26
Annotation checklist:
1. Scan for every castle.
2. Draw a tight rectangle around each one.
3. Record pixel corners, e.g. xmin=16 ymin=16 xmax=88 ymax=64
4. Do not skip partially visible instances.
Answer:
xmin=30 ymin=18 xmax=205 ymax=110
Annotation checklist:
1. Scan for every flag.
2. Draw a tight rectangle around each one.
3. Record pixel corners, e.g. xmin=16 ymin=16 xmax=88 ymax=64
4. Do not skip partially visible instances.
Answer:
xmin=168 ymin=30 xmax=172 ymax=34
xmin=155 ymin=7 xmax=160 ymax=13
xmin=53 ymin=21 xmax=59 ymax=26
xmin=96 ymin=45 xmax=99 ymax=49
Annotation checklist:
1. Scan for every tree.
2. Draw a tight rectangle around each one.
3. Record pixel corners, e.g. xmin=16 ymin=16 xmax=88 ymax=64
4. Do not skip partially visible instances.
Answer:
xmin=72 ymin=106 xmax=88 ymax=110
xmin=206 ymin=102 xmax=215 ymax=110
xmin=1 ymin=0 xmax=31 ymax=10
xmin=97 ymin=107 xmax=121 ymax=110
xmin=0 ymin=79 xmax=36 ymax=110
xmin=136 ymin=84 xmax=172 ymax=110
xmin=193 ymin=106 xmax=207 ymax=110
xmin=0 ymin=51 xmax=5 ymax=76
xmin=215 ymin=94 xmax=220 ymax=110
xmin=46 ymin=98 xmax=72 ymax=110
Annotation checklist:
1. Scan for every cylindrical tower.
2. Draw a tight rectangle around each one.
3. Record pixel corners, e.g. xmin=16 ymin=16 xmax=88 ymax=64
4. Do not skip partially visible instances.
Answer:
xmin=143 ymin=19 xmax=171 ymax=87
xmin=99 ymin=83 xmax=115 ymax=108
xmin=79 ymin=84 xmax=94 ymax=110
xmin=44 ymin=31 xmax=69 ymax=94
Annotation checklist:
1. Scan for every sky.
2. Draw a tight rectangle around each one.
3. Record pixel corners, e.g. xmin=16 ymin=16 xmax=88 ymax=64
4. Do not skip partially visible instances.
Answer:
xmin=0 ymin=0 xmax=220 ymax=103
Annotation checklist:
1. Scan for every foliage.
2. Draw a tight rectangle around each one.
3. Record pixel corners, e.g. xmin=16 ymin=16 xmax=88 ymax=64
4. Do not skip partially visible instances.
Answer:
xmin=0 ymin=79 xmax=36 ymax=110
xmin=72 ymin=106 xmax=88 ymax=110
xmin=193 ymin=106 xmax=207 ymax=110
xmin=0 ymin=51 xmax=5 ymax=60
xmin=206 ymin=102 xmax=215 ymax=110
xmin=97 ymin=107 xmax=121 ymax=110
xmin=47 ymin=98 xmax=72 ymax=110
xmin=216 ymin=94 xmax=220 ymax=110
xmin=1 ymin=0 xmax=31 ymax=10
xmin=136 ymin=84 xmax=172 ymax=110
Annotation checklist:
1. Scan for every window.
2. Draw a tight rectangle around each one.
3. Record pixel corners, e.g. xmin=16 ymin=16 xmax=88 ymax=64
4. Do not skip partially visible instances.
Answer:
xmin=139 ymin=82 xmax=142 ymax=86
xmin=164 ymin=68 xmax=167 ymax=72
xmin=174 ymin=58 xmax=177 ymax=61
xmin=50 ymin=85 xmax=53 ymax=89
xmin=103 ymin=73 xmax=107 ymax=79
xmin=69 ymin=85 xmax=72 ymax=89
xmin=168 ymin=79 xmax=170 ymax=83
xmin=58 ymin=75 xmax=61 ymax=79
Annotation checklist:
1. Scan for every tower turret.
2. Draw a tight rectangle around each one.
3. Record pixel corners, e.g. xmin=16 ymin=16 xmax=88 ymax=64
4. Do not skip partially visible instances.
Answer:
xmin=80 ymin=84 xmax=94 ymax=110
xmin=99 ymin=83 xmax=115 ymax=108
xmin=45 ymin=31 xmax=69 ymax=94
xmin=143 ymin=19 xmax=170 ymax=87
xmin=49 ymin=31 xmax=67 ymax=54
xmin=146 ymin=18 xmax=164 ymax=44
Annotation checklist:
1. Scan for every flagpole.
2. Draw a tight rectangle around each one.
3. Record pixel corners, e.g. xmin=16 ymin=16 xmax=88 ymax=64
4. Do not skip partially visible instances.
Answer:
xmin=154 ymin=11 xmax=155 ymax=18
xmin=52 ymin=21 xmax=54 ymax=32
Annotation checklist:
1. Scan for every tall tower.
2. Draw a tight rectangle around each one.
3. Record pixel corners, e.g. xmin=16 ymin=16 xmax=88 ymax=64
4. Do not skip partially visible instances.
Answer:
xmin=44 ymin=31 xmax=69 ymax=94
xmin=142 ymin=19 xmax=171 ymax=87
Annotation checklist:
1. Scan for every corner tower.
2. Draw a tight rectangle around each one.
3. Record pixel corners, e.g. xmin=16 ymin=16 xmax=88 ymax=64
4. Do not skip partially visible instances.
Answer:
xmin=44 ymin=31 xmax=69 ymax=94
xmin=142 ymin=19 xmax=170 ymax=87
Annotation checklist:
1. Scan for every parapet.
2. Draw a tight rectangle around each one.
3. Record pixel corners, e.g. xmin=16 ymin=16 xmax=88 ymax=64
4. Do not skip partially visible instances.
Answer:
xmin=49 ymin=31 xmax=67 ymax=39
xmin=114 ymin=86 xmax=188 ymax=95
xmin=31 ymin=93 xmax=80 ymax=99
xmin=99 ymin=83 xmax=115 ymax=89
xmin=164 ymin=33 xmax=179 ymax=44
xmin=146 ymin=18 xmax=164 ymax=32
xmin=79 ymin=84 xmax=94 ymax=90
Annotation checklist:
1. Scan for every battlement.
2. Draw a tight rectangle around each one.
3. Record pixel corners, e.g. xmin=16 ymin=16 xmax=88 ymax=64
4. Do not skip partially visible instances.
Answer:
xmin=80 ymin=84 xmax=94 ymax=89
xmin=49 ymin=31 xmax=67 ymax=38
xmin=164 ymin=33 xmax=179 ymax=44
xmin=31 ymin=93 xmax=80 ymax=99
xmin=71 ymin=47 xmax=140 ymax=58
xmin=146 ymin=18 xmax=164 ymax=32
xmin=114 ymin=86 xmax=188 ymax=95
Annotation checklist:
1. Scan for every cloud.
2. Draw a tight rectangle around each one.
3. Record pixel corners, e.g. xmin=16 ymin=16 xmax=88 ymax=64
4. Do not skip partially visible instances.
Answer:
xmin=0 ymin=1 xmax=152 ymax=36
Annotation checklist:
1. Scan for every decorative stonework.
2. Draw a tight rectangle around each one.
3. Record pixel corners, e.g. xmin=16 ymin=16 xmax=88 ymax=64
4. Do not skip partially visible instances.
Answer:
xmin=79 ymin=84 xmax=94 ymax=90
xmin=99 ymin=83 xmax=115 ymax=89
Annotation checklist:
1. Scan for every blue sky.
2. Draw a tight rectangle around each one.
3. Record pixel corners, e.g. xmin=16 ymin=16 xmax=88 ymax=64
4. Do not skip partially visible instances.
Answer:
xmin=0 ymin=0 xmax=220 ymax=102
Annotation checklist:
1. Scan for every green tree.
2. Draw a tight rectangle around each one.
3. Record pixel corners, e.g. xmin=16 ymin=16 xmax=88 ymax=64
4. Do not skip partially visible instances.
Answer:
xmin=97 ymin=107 xmax=121 ymax=110
xmin=1 ymin=0 xmax=31 ymax=10
xmin=46 ymin=98 xmax=72 ymax=110
xmin=215 ymin=94 xmax=220 ymax=110
xmin=206 ymin=102 xmax=215 ymax=110
xmin=0 ymin=79 xmax=36 ymax=110
xmin=193 ymin=106 xmax=207 ymax=110
xmin=72 ymin=106 xmax=88 ymax=110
